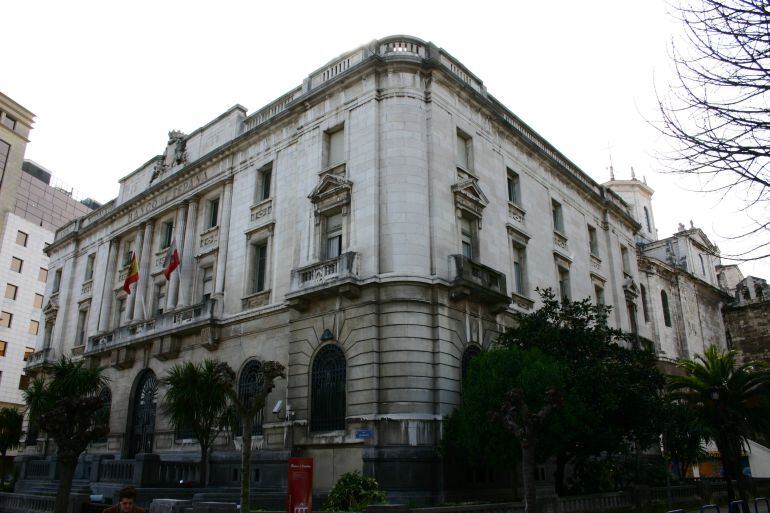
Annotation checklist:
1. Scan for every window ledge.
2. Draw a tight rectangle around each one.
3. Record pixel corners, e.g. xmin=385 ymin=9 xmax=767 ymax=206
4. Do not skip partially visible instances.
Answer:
xmin=319 ymin=162 xmax=347 ymax=177
xmin=200 ymin=225 xmax=219 ymax=236
xmin=507 ymin=202 xmax=526 ymax=223
xmin=511 ymin=291 xmax=534 ymax=310
xmin=242 ymin=290 xmax=271 ymax=310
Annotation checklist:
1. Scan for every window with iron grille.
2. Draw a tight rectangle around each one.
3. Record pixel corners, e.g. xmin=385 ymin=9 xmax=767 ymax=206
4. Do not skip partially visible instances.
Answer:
xmin=461 ymin=344 xmax=481 ymax=383
xmin=310 ymin=344 xmax=346 ymax=432
xmin=235 ymin=360 xmax=265 ymax=436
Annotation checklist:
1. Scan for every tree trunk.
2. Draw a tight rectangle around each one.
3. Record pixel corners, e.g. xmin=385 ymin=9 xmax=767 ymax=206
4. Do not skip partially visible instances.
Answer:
xmin=54 ymin=457 xmax=75 ymax=513
xmin=716 ymin=437 xmax=736 ymax=505
xmin=200 ymin=443 xmax=209 ymax=486
xmin=0 ymin=449 xmax=6 ymax=485
xmin=241 ymin=417 xmax=253 ymax=513
xmin=554 ymin=452 xmax=567 ymax=496
xmin=521 ymin=442 xmax=537 ymax=513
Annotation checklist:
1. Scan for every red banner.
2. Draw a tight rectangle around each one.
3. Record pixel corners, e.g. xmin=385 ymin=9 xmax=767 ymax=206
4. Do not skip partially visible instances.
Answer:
xmin=287 ymin=457 xmax=313 ymax=513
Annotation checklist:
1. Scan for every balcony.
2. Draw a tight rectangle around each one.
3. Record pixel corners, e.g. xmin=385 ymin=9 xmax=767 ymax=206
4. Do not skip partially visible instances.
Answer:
xmin=448 ymin=255 xmax=510 ymax=312
xmin=85 ymin=299 xmax=218 ymax=359
xmin=286 ymin=252 xmax=360 ymax=309
xmin=26 ymin=347 xmax=56 ymax=372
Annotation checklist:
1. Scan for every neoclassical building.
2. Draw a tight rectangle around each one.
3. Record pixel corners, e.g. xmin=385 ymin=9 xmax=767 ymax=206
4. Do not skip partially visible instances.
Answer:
xmin=21 ymin=36 xmax=729 ymax=500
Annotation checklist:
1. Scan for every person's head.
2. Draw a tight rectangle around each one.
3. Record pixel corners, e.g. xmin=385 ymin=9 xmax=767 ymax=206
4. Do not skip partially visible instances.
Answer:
xmin=117 ymin=486 xmax=137 ymax=512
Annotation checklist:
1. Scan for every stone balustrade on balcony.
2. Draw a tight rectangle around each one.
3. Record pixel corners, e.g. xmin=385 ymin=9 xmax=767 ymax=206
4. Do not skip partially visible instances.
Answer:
xmin=448 ymin=254 xmax=510 ymax=312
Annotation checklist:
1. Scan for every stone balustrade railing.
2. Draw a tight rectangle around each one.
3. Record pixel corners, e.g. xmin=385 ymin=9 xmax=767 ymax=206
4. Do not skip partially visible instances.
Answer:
xmin=85 ymin=298 xmax=216 ymax=357
xmin=289 ymin=251 xmax=359 ymax=294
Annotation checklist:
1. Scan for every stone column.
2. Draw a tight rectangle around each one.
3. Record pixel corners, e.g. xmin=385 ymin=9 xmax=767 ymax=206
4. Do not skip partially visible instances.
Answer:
xmin=125 ymin=228 xmax=143 ymax=321
xmin=214 ymin=179 xmax=233 ymax=297
xmin=97 ymin=240 xmax=119 ymax=333
xmin=166 ymin=203 xmax=188 ymax=310
xmin=133 ymin=222 xmax=154 ymax=321
xmin=179 ymin=199 xmax=199 ymax=307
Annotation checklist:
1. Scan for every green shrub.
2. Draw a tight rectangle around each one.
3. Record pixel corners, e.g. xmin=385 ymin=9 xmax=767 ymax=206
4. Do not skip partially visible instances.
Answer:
xmin=323 ymin=471 xmax=386 ymax=511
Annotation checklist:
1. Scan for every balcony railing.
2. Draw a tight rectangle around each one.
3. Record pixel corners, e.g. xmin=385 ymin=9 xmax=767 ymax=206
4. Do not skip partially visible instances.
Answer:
xmin=449 ymin=255 xmax=510 ymax=311
xmin=287 ymin=252 xmax=360 ymax=304
xmin=26 ymin=347 xmax=56 ymax=371
xmin=86 ymin=299 xmax=217 ymax=357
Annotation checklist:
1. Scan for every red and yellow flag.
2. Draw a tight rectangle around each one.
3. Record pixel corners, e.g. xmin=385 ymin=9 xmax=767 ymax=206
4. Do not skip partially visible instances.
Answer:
xmin=123 ymin=252 xmax=139 ymax=294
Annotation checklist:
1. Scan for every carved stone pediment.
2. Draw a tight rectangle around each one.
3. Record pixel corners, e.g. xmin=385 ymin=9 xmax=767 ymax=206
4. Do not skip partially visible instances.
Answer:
xmin=309 ymin=174 xmax=353 ymax=214
xmin=451 ymin=178 xmax=489 ymax=220
xmin=151 ymin=130 xmax=188 ymax=183
xmin=43 ymin=297 xmax=59 ymax=320
xmin=623 ymin=277 xmax=639 ymax=298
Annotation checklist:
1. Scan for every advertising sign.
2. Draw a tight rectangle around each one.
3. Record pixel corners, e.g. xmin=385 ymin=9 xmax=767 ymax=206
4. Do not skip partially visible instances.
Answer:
xmin=287 ymin=457 xmax=314 ymax=513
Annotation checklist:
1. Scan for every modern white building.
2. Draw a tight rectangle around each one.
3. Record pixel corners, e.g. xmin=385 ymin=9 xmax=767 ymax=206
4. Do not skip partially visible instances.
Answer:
xmin=21 ymin=36 xmax=731 ymax=500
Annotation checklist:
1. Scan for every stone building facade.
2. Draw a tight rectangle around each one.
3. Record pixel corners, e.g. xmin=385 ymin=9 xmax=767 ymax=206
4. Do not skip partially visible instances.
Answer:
xmin=23 ymin=36 xmax=729 ymax=499
xmin=723 ymin=276 xmax=770 ymax=363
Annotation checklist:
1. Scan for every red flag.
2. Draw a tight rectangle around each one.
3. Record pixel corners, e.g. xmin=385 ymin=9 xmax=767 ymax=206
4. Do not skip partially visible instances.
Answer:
xmin=163 ymin=238 xmax=180 ymax=280
xmin=122 ymin=252 xmax=139 ymax=294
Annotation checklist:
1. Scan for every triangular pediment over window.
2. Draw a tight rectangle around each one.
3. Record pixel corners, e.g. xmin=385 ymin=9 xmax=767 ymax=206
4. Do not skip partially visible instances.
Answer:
xmin=43 ymin=297 xmax=59 ymax=320
xmin=451 ymin=178 xmax=489 ymax=219
xmin=309 ymin=174 xmax=353 ymax=214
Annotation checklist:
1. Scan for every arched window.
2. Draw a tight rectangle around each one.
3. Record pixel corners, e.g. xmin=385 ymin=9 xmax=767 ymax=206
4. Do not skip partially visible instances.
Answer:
xmin=661 ymin=290 xmax=671 ymax=327
xmin=311 ymin=344 xmax=346 ymax=432
xmin=128 ymin=371 xmax=158 ymax=457
xmin=236 ymin=360 xmax=265 ymax=436
xmin=96 ymin=387 xmax=112 ymax=443
xmin=640 ymin=285 xmax=650 ymax=323
xmin=644 ymin=206 xmax=651 ymax=233
xmin=461 ymin=344 xmax=482 ymax=382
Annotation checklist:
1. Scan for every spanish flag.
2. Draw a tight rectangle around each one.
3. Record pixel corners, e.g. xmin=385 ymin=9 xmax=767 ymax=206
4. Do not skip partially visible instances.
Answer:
xmin=123 ymin=252 xmax=139 ymax=294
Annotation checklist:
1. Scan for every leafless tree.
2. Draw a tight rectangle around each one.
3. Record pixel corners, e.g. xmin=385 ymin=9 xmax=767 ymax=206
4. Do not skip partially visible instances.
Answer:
xmin=658 ymin=0 xmax=770 ymax=261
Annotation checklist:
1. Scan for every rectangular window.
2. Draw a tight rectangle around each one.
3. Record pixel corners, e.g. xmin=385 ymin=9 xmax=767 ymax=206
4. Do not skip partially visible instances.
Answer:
xmin=18 ymin=374 xmax=30 ymax=391
xmin=76 ymin=309 xmax=88 ymax=346
xmin=153 ymin=283 xmax=166 ymax=317
xmin=460 ymin=216 xmax=475 ymax=260
xmin=0 ymin=341 xmax=6 ymax=357
xmin=52 ymin=269 xmax=62 ymax=293
xmin=588 ymin=225 xmax=599 ymax=256
xmin=202 ymin=266 xmax=214 ymax=301
xmin=207 ymin=198 xmax=220 ymax=229
xmin=258 ymin=164 xmax=272 ymax=201
xmin=28 ymin=320 xmax=39 ymax=336
xmin=252 ymin=244 xmax=267 ymax=293
xmin=84 ymin=254 xmax=96 ymax=281
xmin=512 ymin=245 xmax=526 ymax=295
xmin=507 ymin=169 xmax=520 ymax=204
xmin=557 ymin=266 xmax=570 ymax=301
xmin=552 ymin=200 xmax=564 ymax=233
xmin=4 ymin=284 xmax=17 ymax=300
xmin=0 ymin=140 xmax=9 ymax=177
xmin=33 ymin=293 xmax=44 ymax=309
xmin=160 ymin=221 xmax=174 ymax=250
xmin=326 ymin=127 xmax=345 ymax=168
xmin=122 ymin=240 xmax=134 ymax=266
xmin=325 ymin=213 xmax=343 ymax=260
xmin=595 ymin=284 xmax=605 ymax=305
xmin=621 ymin=245 xmax=631 ymax=276
xmin=456 ymin=129 xmax=471 ymax=170
xmin=38 ymin=267 xmax=48 ymax=283
xmin=10 ymin=257 xmax=23 ymax=273
xmin=16 ymin=231 xmax=28 ymax=247
xmin=1 ymin=115 xmax=16 ymax=130
xmin=23 ymin=347 xmax=34 ymax=361
xmin=0 ymin=311 xmax=11 ymax=328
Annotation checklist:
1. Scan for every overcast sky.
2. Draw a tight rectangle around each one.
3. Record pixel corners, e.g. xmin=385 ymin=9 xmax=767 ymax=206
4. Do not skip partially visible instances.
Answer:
xmin=4 ymin=0 xmax=768 ymax=280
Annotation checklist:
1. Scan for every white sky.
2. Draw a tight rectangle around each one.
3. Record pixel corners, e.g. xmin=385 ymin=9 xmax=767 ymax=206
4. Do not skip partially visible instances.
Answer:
xmin=4 ymin=0 xmax=768 ymax=279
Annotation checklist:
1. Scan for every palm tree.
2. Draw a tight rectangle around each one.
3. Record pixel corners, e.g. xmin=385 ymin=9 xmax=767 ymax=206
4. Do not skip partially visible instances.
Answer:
xmin=23 ymin=358 xmax=109 ymax=513
xmin=160 ymin=360 xmax=230 ymax=486
xmin=0 ymin=407 xmax=23 ymax=485
xmin=669 ymin=345 xmax=770 ymax=508
xmin=214 ymin=360 xmax=285 ymax=513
